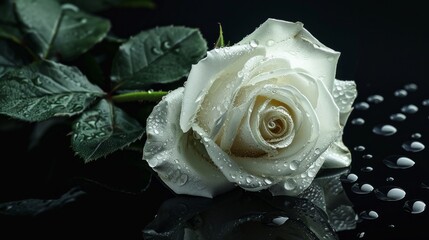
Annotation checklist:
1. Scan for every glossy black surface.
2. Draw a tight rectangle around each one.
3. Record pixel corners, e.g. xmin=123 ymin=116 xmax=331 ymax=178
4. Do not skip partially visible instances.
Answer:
xmin=1 ymin=0 xmax=428 ymax=239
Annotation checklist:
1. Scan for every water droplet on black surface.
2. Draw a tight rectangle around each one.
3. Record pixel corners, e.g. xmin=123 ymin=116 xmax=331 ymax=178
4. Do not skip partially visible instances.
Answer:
xmin=404 ymin=83 xmax=418 ymax=92
xmin=403 ymin=200 xmax=426 ymax=214
xmin=390 ymin=113 xmax=406 ymax=121
xmin=351 ymin=118 xmax=365 ymax=125
xmin=341 ymin=173 xmax=358 ymax=183
xmin=394 ymin=89 xmax=407 ymax=97
xmin=355 ymin=102 xmax=370 ymax=110
xmin=372 ymin=124 xmax=397 ymax=136
xmin=401 ymin=104 xmax=419 ymax=114
xmin=361 ymin=166 xmax=374 ymax=172
xmin=362 ymin=154 xmax=373 ymax=160
xmin=367 ymin=95 xmax=384 ymax=103
xmin=351 ymin=183 xmax=374 ymax=194
xmin=262 ymin=212 xmax=289 ymax=226
xmin=359 ymin=210 xmax=379 ymax=220
xmin=383 ymin=155 xmax=415 ymax=169
xmin=354 ymin=145 xmax=366 ymax=151
xmin=402 ymin=141 xmax=425 ymax=152
xmin=411 ymin=133 xmax=422 ymax=139
xmin=374 ymin=186 xmax=406 ymax=201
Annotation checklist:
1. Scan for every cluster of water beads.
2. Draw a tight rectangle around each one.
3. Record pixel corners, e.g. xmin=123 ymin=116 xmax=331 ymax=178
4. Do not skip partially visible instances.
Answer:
xmin=347 ymin=82 xmax=428 ymax=238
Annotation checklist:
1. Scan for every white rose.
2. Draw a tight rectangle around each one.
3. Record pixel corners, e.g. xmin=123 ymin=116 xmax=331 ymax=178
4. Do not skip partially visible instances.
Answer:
xmin=143 ymin=18 xmax=357 ymax=198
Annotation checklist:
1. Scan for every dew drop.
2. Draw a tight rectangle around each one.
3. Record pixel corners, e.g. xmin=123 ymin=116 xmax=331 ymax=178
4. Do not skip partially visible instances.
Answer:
xmin=266 ymin=39 xmax=275 ymax=46
xmin=372 ymin=124 xmax=397 ymax=136
xmin=284 ymin=179 xmax=296 ymax=190
xmin=390 ymin=113 xmax=407 ymax=122
xmin=264 ymin=178 xmax=273 ymax=185
xmin=162 ymin=41 xmax=171 ymax=50
xmin=402 ymin=141 xmax=425 ymax=152
xmin=354 ymin=102 xmax=370 ymax=110
xmin=393 ymin=89 xmax=408 ymax=97
xmin=351 ymin=183 xmax=374 ymax=194
xmin=383 ymin=155 xmax=415 ymax=169
xmin=422 ymin=99 xmax=429 ymax=107
xmin=351 ymin=118 xmax=365 ymax=125
xmin=359 ymin=210 xmax=379 ymax=220
xmin=177 ymin=174 xmax=188 ymax=186
xmin=362 ymin=154 xmax=373 ymax=160
xmin=354 ymin=145 xmax=366 ymax=151
xmin=367 ymin=94 xmax=384 ymax=104
xmin=401 ymin=104 xmax=418 ymax=114
xmin=403 ymin=200 xmax=426 ymax=214
xmin=151 ymin=47 xmax=162 ymax=55
xmin=249 ymin=39 xmax=259 ymax=47
xmin=374 ymin=186 xmax=406 ymax=201
xmin=289 ymin=160 xmax=299 ymax=171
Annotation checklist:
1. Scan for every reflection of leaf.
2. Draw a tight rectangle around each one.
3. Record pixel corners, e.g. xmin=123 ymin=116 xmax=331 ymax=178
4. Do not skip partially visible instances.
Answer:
xmin=71 ymin=99 xmax=144 ymax=162
xmin=0 ymin=60 xmax=105 ymax=122
xmin=111 ymin=26 xmax=207 ymax=90
xmin=0 ymin=187 xmax=85 ymax=216
xmin=15 ymin=0 xmax=110 ymax=60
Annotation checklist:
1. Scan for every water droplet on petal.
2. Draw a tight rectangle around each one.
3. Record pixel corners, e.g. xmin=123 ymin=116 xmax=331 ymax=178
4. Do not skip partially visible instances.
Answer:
xmin=151 ymin=47 xmax=162 ymax=55
xmin=289 ymin=160 xmax=299 ymax=171
xmin=374 ymin=186 xmax=406 ymax=201
xmin=284 ymin=179 xmax=296 ymax=190
xmin=403 ymin=200 xmax=426 ymax=214
xmin=249 ymin=39 xmax=259 ymax=47
xmin=266 ymin=39 xmax=275 ymax=46
xmin=61 ymin=3 xmax=79 ymax=12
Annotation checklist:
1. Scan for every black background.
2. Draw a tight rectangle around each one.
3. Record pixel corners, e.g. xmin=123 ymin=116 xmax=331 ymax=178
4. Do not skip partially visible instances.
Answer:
xmin=1 ymin=0 xmax=428 ymax=239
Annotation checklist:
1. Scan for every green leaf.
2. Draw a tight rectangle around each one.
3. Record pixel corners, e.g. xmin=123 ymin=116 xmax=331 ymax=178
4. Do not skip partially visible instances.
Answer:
xmin=15 ymin=0 xmax=111 ymax=60
xmin=60 ymin=0 xmax=155 ymax=12
xmin=214 ymin=23 xmax=224 ymax=48
xmin=71 ymin=99 xmax=145 ymax=162
xmin=0 ymin=60 xmax=105 ymax=121
xmin=0 ymin=39 xmax=32 ymax=67
xmin=111 ymin=26 xmax=207 ymax=90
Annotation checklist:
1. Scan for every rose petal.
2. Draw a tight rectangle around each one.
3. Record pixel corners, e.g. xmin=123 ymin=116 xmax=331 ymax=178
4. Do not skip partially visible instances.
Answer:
xmin=143 ymin=88 xmax=234 ymax=198
xmin=322 ymin=138 xmax=352 ymax=168
xmin=180 ymin=45 xmax=265 ymax=133
xmin=332 ymin=79 xmax=357 ymax=126
xmin=238 ymin=18 xmax=339 ymax=91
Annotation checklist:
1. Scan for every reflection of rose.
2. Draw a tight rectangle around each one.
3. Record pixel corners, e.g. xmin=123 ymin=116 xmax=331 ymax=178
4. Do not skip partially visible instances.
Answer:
xmin=143 ymin=18 xmax=357 ymax=198
xmin=143 ymin=168 xmax=357 ymax=240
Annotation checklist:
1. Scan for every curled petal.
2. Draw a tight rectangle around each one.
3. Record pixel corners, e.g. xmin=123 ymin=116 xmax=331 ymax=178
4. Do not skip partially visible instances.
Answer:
xmin=238 ymin=18 xmax=340 ymax=91
xmin=322 ymin=138 xmax=352 ymax=168
xmin=180 ymin=45 xmax=265 ymax=133
xmin=143 ymin=88 xmax=234 ymax=198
